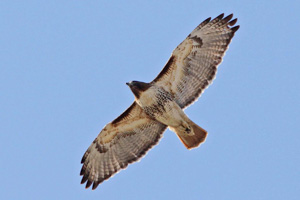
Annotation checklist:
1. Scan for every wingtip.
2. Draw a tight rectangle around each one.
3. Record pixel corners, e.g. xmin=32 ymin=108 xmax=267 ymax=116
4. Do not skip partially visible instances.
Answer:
xmin=92 ymin=182 xmax=100 ymax=190
xmin=80 ymin=168 xmax=85 ymax=176
xmin=81 ymin=175 xmax=88 ymax=184
xmin=223 ymin=14 xmax=233 ymax=23
xmin=85 ymin=180 xmax=93 ymax=189
xmin=217 ymin=13 xmax=225 ymax=19
xmin=231 ymin=25 xmax=240 ymax=32
xmin=228 ymin=18 xmax=238 ymax=26
xmin=204 ymin=17 xmax=211 ymax=23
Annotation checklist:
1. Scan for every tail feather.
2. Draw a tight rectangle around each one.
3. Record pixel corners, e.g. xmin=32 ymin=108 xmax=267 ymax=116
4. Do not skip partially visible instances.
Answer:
xmin=173 ymin=120 xmax=208 ymax=149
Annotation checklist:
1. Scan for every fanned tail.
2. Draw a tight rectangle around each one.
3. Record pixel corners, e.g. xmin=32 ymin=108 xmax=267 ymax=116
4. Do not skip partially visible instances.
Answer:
xmin=172 ymin=119 xmax=207 ymax=149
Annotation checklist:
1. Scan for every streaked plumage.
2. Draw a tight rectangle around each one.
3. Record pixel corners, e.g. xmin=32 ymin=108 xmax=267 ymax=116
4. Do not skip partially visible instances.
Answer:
xmin=80 ymin=13 xmax=239 ymax=189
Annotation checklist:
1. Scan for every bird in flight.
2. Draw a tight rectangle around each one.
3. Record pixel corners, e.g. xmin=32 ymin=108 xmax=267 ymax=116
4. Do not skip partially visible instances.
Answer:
xmin=80 ymin=13 xmax=239 ymax=190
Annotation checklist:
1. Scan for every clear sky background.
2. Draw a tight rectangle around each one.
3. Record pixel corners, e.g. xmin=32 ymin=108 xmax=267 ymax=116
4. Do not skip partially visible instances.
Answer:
xmin=1 ymin=1 xmax=299 ymax=199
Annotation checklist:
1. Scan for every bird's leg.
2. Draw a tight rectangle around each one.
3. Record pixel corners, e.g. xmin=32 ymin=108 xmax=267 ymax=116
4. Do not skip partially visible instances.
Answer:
xmin=181 ymin=121 xmax=191 ymax=134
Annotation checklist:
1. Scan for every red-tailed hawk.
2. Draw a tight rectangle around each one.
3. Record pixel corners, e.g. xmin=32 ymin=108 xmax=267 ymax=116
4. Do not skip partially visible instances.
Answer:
xmin=80 ymin=13 xmax=239 ymax=189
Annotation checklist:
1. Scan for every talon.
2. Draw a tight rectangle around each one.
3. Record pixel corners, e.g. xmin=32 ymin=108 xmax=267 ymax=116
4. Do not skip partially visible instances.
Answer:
xmin=185 ymin=127 xmax=191 ymax=134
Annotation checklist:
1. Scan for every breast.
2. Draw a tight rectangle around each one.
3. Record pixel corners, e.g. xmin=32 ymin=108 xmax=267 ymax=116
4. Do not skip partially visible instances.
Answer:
xmin=136 ymin=86 xmax=182 ymax=125
xmin=137 ymin=86 xmax=172 ymax=106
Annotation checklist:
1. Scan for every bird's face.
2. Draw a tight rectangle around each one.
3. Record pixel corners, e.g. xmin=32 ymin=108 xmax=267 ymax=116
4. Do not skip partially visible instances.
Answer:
xmin=126 ymin=81 xmax=138 ymax=88
xmin=126 ymin=81 xmax=151 ymax=98
xmin=126 ymin=81 xmax=149 ymax=89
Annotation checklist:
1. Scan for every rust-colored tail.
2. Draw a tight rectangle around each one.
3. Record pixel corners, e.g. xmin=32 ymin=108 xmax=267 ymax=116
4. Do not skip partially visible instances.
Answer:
xmin=172 ymin=120 xmax=208 ymax=149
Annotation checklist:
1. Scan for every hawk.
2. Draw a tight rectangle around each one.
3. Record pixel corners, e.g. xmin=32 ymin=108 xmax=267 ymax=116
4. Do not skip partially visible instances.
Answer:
xmin=80 ymin=13 xmax=239 ymax=189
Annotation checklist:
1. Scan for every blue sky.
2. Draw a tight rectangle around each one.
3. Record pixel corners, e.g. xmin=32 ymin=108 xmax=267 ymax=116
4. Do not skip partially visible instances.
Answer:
xmin=1 ymin=1 xmax=299 ymax=199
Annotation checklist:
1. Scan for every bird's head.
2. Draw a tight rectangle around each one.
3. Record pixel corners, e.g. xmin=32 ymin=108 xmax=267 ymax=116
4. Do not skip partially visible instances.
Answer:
xmin=126 ymin=81 xmax=151 ymax=98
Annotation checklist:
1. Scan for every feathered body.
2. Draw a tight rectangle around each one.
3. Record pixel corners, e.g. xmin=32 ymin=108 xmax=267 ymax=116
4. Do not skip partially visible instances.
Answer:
xmin=80 ymin=13 xmax=239 ymax=189
xmin=129 ymin=81 xmax=207 ymax=149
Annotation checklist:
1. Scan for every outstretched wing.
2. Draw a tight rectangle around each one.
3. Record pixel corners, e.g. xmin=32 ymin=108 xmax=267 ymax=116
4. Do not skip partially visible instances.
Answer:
xmin=152 ymin=13 xmax=239 ymax=109
xmin=80 ymin=102 xmax=167 ymax=190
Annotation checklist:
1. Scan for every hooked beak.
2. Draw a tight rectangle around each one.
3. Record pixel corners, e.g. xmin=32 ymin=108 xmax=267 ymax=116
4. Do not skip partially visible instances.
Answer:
xmin=126 ymin=82 xmax=130 ymax=86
